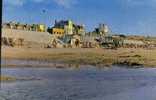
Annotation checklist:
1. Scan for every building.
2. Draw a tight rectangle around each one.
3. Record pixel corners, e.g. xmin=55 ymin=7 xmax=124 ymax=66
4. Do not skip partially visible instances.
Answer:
xmin=123 ymin=39 xmax=145 ymax=48
xmin=48 ymin=20 xmax=85 ymax=39
xmin=51 ymin=28 xmax=65 ymax=38
xmin=10 ymin=22 xmax=17 ymax=29
xmin=52 ymin=20 xmax=85 ymax=35
xmin=17 ymin=24 xmax=25 ymax=30
xmin=38 ymin=24 xmax=46 ymax=32
xmin=2 ymin=22 xmax=46 ymax=32
xmin=73 ymin=24 xmax=85 ymax=35
xmin=48 ymin=20 xmax=74 ymax=37
xmin=99 ymin=24 xmax=109 ymax=35
xmin=54 ymin=20 xmax=74 ymax=35
xmin=2 ymin=23 xmax=11 ymax=29
xmin=24 ymin=24 xmax=33 ymax=31
xmin=93 ymin=24 xmax=109 ymax=36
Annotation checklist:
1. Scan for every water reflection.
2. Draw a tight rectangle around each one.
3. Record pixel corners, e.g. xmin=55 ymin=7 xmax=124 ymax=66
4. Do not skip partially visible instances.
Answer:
xmin=1 ymin=67 xmax=156 ymax=100
xmin=51 ymin=63 xmax=80 ymax=69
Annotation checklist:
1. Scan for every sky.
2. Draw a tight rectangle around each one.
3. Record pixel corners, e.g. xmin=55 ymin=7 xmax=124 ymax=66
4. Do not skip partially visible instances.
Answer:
xmin=2 ymin=0 xmax=156 ymax=36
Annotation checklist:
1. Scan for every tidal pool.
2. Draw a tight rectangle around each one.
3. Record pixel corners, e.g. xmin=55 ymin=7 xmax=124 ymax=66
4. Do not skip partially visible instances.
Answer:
xmin=1 ymin=67 xmax=156 ymax=100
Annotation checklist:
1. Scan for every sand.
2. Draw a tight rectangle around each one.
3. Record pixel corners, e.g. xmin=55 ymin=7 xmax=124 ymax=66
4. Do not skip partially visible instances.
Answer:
xmin=1 ymin=46 xmax=156 ymax=68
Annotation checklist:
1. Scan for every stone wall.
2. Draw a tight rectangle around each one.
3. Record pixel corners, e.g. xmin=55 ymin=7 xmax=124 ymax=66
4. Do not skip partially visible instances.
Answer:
xmin=2 ymin=28 xmax=54 ymax=48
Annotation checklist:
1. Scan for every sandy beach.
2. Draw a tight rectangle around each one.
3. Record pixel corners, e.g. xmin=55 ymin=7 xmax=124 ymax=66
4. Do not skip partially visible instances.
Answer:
xmin=1 ymin=46 xmax=156 ymax=68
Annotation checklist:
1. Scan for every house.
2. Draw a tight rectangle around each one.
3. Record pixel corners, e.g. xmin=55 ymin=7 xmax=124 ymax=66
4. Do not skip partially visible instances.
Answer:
xmin=123 ymin=39 xmax=145 ymax=48
xmin=51 ymin=28 xmax=65 ymax=38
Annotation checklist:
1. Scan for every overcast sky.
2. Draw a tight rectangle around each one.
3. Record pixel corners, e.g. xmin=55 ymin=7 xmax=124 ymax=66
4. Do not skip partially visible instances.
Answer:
xmin=2 ymin=0 xmax=156 ymax=36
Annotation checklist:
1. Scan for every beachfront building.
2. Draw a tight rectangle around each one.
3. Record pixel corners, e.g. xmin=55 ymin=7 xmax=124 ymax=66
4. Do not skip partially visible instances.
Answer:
xmin=54 ymin=20 xmax=74 ymax=35
xmin=99 ymin=24 xmax=109 ymax=35
xmin=38 ymin=24 xmax=46 ymax=32
xmin=48 ymin=20 xmax=74 ymax=37
xmin=47 ymin=20 xmax=86 ymax=48
xmin=80 ymin=23 xmax=110 ymax=48
xmin=9 ymin=22 xmax=17 ymax=29
xmin=51 ymin=28 xmax=65 ymax=38
xmin=49 ymin=20 xmax=85 ymax=36
xmin=73 ymin=24 xmax=85 ymax=36
xmin=93 ymin=24 xmax=109 ymax=37
xmin=2 ymin=22 xmax=46 ymax=32
xmin=2 ymin=23 xmax=10 ymax=29
xmin=31 ymin=24 xmax=46 ymax=32
xmin=122 ymin=39 xmax=146 ymax=48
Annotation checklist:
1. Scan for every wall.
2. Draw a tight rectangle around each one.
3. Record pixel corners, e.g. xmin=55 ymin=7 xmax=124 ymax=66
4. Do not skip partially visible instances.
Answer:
xmin=2 ymin=28 xmax=54 ymax=48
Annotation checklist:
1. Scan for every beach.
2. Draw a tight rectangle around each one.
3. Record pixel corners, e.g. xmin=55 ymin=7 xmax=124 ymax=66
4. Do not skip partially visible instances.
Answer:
xmin=2 ymin=46 xmax=156 ymax=68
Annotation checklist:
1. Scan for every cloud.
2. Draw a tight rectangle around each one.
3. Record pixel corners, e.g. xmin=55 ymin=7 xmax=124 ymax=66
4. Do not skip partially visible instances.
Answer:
xmin=53 ymin=0 xmax=77 ymax=8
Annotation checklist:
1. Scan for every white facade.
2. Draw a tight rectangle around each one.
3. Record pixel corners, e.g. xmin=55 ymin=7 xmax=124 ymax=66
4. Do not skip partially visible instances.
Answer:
xmin=123 ymin=40 xmax=145 ymax=46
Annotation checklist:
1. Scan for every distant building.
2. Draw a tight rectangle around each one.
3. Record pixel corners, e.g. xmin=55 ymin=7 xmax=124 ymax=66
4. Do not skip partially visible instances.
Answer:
xmin=73 ymin=24 xmax=85 ymax=35
xmin=2 ymin=23 xmax=11 ymax=29
xmin=10 ymin=22 xmax=17 ymax=29
xmin=99 ymin=24 xmax=109 ymax=34
xmin=38 ymin=24 xmax=46 ymax=32
xmin=93 ymin=24 xmax=109 ymax=36
xmin=123 ymin=39 xmax=145 ymax=48
xmin=48 ymin=20 xmax=85 ymax=38
xmin=51 ymin=28 xmax=65 ymax=38
xmin=47 ymin=20 xmax=86 ymax=47
xmin=2 ymin=22 xmax=46 ymax=32
xmin=54 ymin=20 xmax=73 ymax=35
xmin=17 ymin=24 xmax=24 ymax=30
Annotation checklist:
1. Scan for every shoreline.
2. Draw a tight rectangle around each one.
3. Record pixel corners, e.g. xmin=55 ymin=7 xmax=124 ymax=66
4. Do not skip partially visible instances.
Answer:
xmin=1 ymin=58 xmax=144 ymax=69
xmin=0 ymin=75 xmax=41 ymax=82
xmin=2 ymin=46 xmax=156 ymax=68
xmin=0 ymin=76 xmax=16 ymax=82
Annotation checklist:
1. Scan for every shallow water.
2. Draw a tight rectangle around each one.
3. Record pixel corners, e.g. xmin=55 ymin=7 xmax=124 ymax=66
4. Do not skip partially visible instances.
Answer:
xmin=1 ymin=67 xmax=156 ymax=100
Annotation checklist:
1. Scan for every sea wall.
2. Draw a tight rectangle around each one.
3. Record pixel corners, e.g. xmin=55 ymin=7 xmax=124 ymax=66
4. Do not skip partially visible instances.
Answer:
xmin=2 ymin=28 xmax=54 ymax=48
